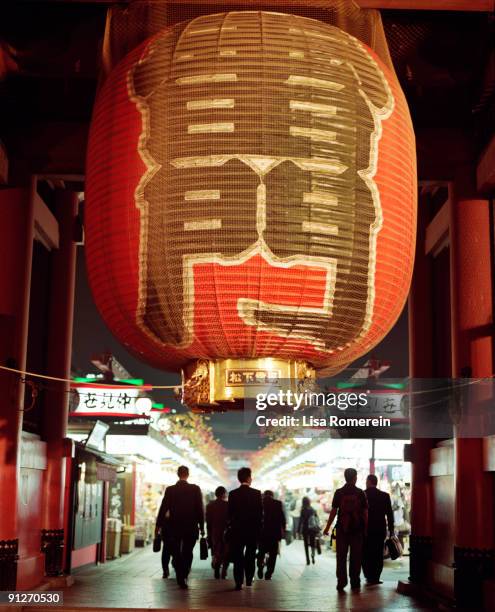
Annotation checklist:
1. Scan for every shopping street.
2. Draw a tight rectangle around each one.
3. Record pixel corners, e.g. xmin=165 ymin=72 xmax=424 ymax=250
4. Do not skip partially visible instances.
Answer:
xmin=53 ymin=540 xmax=426 ymax=611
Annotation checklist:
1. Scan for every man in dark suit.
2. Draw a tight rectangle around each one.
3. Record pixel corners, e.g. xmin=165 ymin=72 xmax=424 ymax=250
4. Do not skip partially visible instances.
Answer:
xmin=228 ymin=466 xmax=263 ymax=590
xmin=156 ymin=465 xmax=204 ymax=589
xmin=206 ymin=486 xmax=229 ymax=579
xmin=257 ymin=490 xmax=286 ymax=580
xmin=363 ymin=474 xmax=395 ymax=585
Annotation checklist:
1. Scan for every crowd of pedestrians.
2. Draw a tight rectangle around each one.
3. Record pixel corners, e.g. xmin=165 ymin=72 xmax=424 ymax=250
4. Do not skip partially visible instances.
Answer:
xmin=155 ymin=465 xmax=395 ymax=592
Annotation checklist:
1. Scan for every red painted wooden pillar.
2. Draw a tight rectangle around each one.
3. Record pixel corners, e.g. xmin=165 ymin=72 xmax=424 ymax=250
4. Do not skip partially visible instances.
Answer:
xmin=408 ymin=192 xmax=435 ymax=582
xmin=449 ymin=176 xmax=494 ymax=607
xmin=62 ymin=453 xmax=74 ymax=572
xmin=0 ymin=187 xmax=35 ymax=588
xmin=41 ymin=191 xmax=78 ymax=575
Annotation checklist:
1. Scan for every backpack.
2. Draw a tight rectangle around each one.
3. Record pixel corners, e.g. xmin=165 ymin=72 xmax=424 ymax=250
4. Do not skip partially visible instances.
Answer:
xmin=339 ymin=490 xmax=363 ymax=534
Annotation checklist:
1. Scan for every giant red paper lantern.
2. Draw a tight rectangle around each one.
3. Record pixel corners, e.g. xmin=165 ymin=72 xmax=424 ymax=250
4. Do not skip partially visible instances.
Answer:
xmin=86 ymin=11 xmax=416 ymax=410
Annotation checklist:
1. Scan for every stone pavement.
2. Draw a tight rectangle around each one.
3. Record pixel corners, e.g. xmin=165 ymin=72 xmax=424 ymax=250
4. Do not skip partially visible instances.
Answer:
xmin=57 ymin=540 xmax=432 ymax=611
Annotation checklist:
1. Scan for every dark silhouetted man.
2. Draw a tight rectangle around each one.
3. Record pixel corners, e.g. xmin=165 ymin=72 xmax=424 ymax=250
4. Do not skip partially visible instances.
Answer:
xmin=206 ymin=485 xmax=230 ymax=579
xmin=156 ymin=465 xmax=204 ymax=589
xmin=323 ymin=468 xmax=368 ymax=592
xmin=363 ymin=474 xmax=394 ymax=585
xmin=257 ymin=490 xmax=286 ymax=580
xmin=228 ymin=467 xmax=263 ymax=590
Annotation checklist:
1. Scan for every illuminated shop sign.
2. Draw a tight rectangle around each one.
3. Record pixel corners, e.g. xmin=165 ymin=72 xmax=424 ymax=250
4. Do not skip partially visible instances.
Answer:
xmin=70 ymin=385 xmax=152 ymax=417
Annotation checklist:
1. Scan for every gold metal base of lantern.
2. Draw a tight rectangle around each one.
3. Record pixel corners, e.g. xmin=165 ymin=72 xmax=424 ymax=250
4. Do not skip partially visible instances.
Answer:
xmin=180 ymin=358 xmax=316 ymax=413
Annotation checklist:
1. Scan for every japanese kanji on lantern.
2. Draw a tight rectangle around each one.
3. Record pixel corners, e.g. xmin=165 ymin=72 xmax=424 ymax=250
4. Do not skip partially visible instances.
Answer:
xmin=85 ymin=11 xmax=416 ymax=412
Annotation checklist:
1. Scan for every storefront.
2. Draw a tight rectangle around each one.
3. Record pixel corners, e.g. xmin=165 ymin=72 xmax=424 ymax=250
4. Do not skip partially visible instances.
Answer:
xmin=65 ymin=441 xmax=121 ymax=572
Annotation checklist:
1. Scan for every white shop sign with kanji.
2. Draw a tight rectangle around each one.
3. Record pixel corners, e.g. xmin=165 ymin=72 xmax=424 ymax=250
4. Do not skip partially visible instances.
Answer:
xmin=70 ymin=385 xmax=150 ymax=417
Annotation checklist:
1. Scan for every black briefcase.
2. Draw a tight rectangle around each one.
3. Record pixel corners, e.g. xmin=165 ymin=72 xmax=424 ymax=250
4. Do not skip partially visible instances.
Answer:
xmin=385 ymin=535 xmax=402 ymax=560
xmin=153 ymin=535 xmax=161 ymax=553
xmin=200 ymin=536 xmax=208 ymax=560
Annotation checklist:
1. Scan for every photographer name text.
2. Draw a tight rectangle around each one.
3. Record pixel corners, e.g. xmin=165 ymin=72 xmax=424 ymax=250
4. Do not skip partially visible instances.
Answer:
xmin=255 ymin=414 xmax=391 ymax=428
